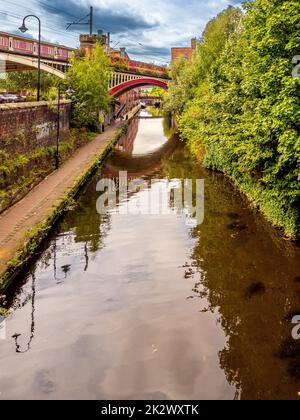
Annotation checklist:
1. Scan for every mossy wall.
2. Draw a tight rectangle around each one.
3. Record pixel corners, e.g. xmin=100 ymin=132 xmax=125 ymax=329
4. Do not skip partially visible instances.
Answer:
xmin=0 ymin=101 xmax=94 ymax=213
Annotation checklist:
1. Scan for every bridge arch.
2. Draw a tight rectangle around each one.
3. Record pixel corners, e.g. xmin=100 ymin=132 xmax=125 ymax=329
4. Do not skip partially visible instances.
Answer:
xmin=0 ymin=52 xmax=67 ymax=79
xmin=109 ymin=77 xmax=168 ymax=97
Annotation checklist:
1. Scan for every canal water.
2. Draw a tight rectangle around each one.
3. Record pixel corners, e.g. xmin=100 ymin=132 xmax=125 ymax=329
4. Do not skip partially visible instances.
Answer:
xmin=0 ymin=110 xmax=300 ymax=400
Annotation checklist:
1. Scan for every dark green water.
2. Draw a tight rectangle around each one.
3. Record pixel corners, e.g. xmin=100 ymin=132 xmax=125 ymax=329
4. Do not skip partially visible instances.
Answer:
xmin=0 ymin=112 xmax=300 ymax=400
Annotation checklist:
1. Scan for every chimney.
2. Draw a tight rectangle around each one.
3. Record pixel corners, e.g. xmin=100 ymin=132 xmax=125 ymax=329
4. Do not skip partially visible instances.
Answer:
xmin=191 ymin=38 xmax=197 ymax=50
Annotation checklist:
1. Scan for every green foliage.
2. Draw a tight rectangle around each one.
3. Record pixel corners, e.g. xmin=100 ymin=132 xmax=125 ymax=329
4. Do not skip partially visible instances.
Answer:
xmin=0 ymin=150 xmax=9 ymax=165
xmin=165 ymin=1 xmax=300 ymax=238
xmin=1 ymin=71 xmax=59 ymax=98
xmin=146 ymin=106 xmax=163 ymax=117
xmin=163 ymin=55 xmax=193 ymax=115
xmin=66 ymin=44 xmax=111 ymax=131
xmin=164 ymin=6 xmax=242 ymax=116
xmin=0 ymin=307 xmax=7 ymax=316
xmin=149 ymin=87 xmax=166 ymax=97
xmin=0 ymin=128 xmax=94 ymax=214
xmin=113 ymin=58 xmax=129 ymax=72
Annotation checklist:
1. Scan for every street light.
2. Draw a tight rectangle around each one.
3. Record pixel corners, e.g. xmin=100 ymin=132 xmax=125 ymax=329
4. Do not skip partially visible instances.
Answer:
xmin=55 ymin=85 xmax=74 ymax=170
xmin=19 ymin=15 xmax=41 ymax=101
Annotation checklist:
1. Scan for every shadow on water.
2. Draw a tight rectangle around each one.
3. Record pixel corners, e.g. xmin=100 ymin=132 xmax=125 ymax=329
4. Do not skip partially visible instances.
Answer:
xmin=1 ymin=111 xmax=300 ymax=400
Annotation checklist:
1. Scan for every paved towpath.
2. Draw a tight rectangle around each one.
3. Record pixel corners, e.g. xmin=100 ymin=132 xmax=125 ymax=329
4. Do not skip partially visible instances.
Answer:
xmin=0 ymin=122 xmax=122 ymax=280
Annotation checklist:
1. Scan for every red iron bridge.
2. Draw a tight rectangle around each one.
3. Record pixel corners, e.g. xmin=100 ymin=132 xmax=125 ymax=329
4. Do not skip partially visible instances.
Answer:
xmin=0 ymin=31 xmax=170 ymax=97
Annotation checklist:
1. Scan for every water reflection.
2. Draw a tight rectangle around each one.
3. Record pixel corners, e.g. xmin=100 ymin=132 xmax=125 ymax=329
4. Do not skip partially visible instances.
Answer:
xmin=104 ymin=112 xmax=178 ymax=178
xmin=161 ymin=146 xmax=300 ymax=399
xmin=0 ymin=112 xmax=300 ymax=400
xmin=12 ymin=274 xmax=36 ymax=354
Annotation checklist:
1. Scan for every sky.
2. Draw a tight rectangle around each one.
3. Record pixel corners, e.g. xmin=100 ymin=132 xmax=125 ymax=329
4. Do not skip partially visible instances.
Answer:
xmin=0 ymin=0 xmax=242 ymax=65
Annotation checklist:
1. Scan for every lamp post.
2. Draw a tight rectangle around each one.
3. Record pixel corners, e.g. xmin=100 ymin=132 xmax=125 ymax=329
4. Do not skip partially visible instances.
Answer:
xmin=55 ymin=82 xmax=62 ymax=170
xmin=19 ymin=15 xmax=41 ymax=101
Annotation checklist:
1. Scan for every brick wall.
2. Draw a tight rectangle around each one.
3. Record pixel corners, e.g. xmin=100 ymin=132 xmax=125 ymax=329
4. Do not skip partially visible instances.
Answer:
xmin=0 ymin=100 xmax=73 ymax=214
xmin=171 ymin=39 xmax=196 ymax=64
xmin=0 ymin=100 xmax=71 ymax=154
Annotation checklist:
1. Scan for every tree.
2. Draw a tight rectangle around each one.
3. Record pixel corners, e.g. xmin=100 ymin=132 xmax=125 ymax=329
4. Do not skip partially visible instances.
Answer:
xmin=163 ymin=55 xmax=192 ymax=115
xmin=164 ymin=6 xmax=242 ymax=117
xmin=170 ymin=1 xmax=300 ymax=237
xmin=0 ymin=71 xmax=58 ymax=98
xmin=149 ymin=87 xmax=166 ymax=97
xmin=66 ymin=43 xmax=111 ymax=131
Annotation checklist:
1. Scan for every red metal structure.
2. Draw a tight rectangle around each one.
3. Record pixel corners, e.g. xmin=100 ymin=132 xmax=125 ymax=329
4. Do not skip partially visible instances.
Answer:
xmin=109 ymin=78 xmax=168 ymax=97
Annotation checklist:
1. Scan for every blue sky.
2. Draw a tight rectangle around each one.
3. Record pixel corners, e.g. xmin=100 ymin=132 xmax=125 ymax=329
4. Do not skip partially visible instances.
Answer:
xmin=0 ymin=0 xmax=242 ymax=65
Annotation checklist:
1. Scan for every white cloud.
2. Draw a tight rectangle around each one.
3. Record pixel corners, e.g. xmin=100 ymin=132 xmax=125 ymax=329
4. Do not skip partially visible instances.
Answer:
xmin=0 ymin=0 xmax=242 ymax=64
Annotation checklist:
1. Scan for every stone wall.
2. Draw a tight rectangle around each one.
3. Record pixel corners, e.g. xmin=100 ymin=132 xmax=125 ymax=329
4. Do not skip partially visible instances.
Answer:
xmin=0 ymin=100 xmax=71 ymax=154
xmin=0 ymin=100 xmax=78 ymax=214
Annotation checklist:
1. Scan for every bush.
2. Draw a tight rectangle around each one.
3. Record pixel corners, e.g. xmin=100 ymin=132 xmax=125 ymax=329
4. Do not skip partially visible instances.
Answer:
xmin=164 ymin=1 xmax=300 ymax=238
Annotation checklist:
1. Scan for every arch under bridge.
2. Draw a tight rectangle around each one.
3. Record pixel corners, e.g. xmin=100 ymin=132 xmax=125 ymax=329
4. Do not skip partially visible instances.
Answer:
xmin=0 ymin=52 xmax=68 ymax=79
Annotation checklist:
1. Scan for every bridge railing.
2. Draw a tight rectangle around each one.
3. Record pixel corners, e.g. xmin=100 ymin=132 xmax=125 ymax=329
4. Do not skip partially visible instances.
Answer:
xmin=109 ymin=72 xmax=145 ymax=89
xmin=109 ymin=72 xmax=169 ymax=90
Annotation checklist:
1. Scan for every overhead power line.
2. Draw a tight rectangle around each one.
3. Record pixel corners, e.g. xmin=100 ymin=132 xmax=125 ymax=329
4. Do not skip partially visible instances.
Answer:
xmin=2 ymin=4 xmax=82 ymax=37
xmin=66 ymin=6 xmax=93 ymax=36
xmin=1 ymin=3 xmax=170 ymax=63
xmin=0 ymin=11 xmax=80 ymax=42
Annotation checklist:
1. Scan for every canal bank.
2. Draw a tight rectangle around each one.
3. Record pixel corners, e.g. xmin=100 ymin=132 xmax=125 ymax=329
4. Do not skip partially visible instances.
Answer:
xmin=0 ymin=121 xmax=130 ymax=294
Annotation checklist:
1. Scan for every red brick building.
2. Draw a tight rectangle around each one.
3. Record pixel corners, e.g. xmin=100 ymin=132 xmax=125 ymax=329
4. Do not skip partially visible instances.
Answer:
xmin=171 ymin=38 xmax=197 ymax=63
xmin=79 ymin=33 xmax=108 ymax=54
